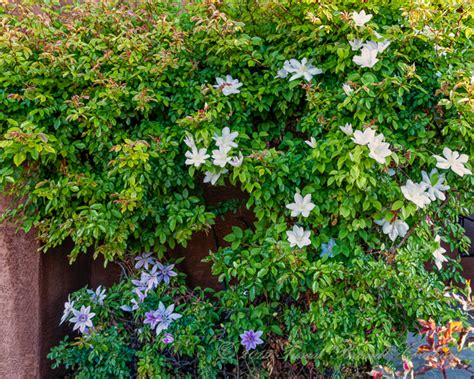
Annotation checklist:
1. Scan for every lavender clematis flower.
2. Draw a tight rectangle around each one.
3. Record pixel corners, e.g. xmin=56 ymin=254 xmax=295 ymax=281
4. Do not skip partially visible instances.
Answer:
xmin=352 ymin=128 xmax=377 ymax=145
xmin=153 ymin=302 xmax=182 ymax=335
xmin=349 ymin=38 xmax=364 ymax=51
xmin=305 ymin=137 xmax=317 ymax=148
xmin=154 ymin=262 xmax=178 ymax=284
xmin=121 ymin=298 xmax=141 ymax=313
xmin=339 ymin=123 xmax=353 ymax=136
xmin=144 ymin=310 xmax=162 ymax=329
xmin=183 ymin=135 xmax=196 ymax=150
xmin=69 ymin=306 xmax=95 ymax=334
xmin=321 ymin=239 xmax=336 ymax=258
xmin=141 ymin=266 xmax=162 ymax=290
xmin=276 ymin=67 xmax=288 ymax=78
xmin=134 ymin=252 xmax=157 ymax=270
xmin=342 ymin=83 xmax=353 ymax=96
xmin=353 ymin=47 xmax=379 ymax=68
xmin=368 ymin=139 xmax=392 ymax=164
xmin=240 ymin=330 xmax=264 ymax=351
xmin=212 ymin=146 xmax=232 ymax=168
xmin=162 ymin=333 xmax=174 ymax=344
xmin=87 ymin=285 xmax=106 ymax=305
xmin=229 ymin=153 xmax=244 ymax=168
xmin=60 ymin=295 xmax=75 ymax=325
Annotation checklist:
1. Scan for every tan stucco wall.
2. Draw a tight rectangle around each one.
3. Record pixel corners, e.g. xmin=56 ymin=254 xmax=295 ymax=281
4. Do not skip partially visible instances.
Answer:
xmin=0 ymin=197 xmax=41 ymax=378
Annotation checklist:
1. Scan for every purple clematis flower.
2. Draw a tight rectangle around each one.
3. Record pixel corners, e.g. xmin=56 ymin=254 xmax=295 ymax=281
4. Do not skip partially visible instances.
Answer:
xmin=153 ymin=302 xmax=182 ymax=335
xmin=162 ymin=333 xmax=174 ymax=344
xmin=134 ymin=252 xmax=157 ymax=270
xmin=69 ymin=305 xmax=95 ymax=334
xmin=134 ymin=287 xmax=148 ymax=302
xmin=87 ymin=285 xmax=106 ymax=305
xmin=144 ymin=310 xmax=162 ymax=329
xmin=141 ymin=266 xmax=161 ymax=290
xmin=154 ymin=262 xmax=178 ymax=284
xmin=120 ymin=298 xmax=140 ymax=313
xmin=240 ymin=330 xmax=264 ymax=351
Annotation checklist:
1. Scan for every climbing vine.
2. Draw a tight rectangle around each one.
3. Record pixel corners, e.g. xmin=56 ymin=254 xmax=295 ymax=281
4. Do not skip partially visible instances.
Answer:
xmin=0 ymin=0 xmax=473 ymax=377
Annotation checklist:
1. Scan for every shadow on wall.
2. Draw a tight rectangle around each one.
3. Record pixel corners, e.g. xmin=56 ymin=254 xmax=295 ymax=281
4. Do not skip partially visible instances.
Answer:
xmin=39 ymin=184 xmax=253 ymax=377
xmin=40 ymin=241 xmax=122 ymax=378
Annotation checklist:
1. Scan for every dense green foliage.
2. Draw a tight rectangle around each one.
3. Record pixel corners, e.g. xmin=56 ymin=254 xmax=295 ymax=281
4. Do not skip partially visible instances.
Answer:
xmin=1 ymin=0 xmax=473 ymax=377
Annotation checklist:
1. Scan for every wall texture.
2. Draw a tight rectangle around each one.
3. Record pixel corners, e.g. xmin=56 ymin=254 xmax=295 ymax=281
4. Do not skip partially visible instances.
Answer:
xmin=0 ymin=197 xmax=41 ymax=378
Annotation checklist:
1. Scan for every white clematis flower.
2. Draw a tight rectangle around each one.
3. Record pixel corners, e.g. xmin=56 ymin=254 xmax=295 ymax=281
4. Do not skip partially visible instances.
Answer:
xmin=433 ymin=147 xmax=472 ymax=177
xmin=368 ymin=139 xmax=391 ymax=164
xmin=213 ymin=127 xmax=239 ymax=149
xmin=342 ymin=83 xmax=353 ymax=96
xmin=286 ymin=193 xmax=315 ymax=218
xmin=401 ymin=180 xmax=431 ymax=208
xmin=185 ymin=147 xmax=209 ymax=167
xmin=421 ymin=169 xmax=450 ymax=201
xmin=286 ymin=225 xmax=311 ymax=248
xmin=364 ymin=40 xmax=391 ymax=53
xmin=375 ymin=218 xmax=409 ymax=241
xmin=433 ymin=235 xmax=448 ymax=270
xmin=285 ymin=58 xmax=323 ymax=82
xmin=183 ymin=135 xmax=196 ymax=149
xmin=212 ymin=146 xmax=231 ymax=167
xmin=353 ymin=47 xmax=379 ymax=68
xmin=376 ymin=39 xmax=391 ymax=53
xmin=203 ymin=169 xmax=228 ymax=185
xmin=229 ymin=153 xmax=244 ymax=168
xmin=276 ymin=66 xmax=288 ymax=79
xmin=213 ymin=75 xmax=243 ymax=96
xmin=351 ymin=10 xmax=373 ymax=27
xmin=305 ymin=137 xmax=317 ymax=148
xmin=352 ymin=128 xmax=377 ymax=145
xmin=349 ymin=38 xmax=364 ymax=51
xmin=339 ymin=123 xmax=353 ymax=136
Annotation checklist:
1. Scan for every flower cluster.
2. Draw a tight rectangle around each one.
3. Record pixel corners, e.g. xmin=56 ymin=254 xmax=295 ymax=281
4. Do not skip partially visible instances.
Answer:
xmin=349 ymin=11 xmax=391 ymax=69
xmin=185 ymin=126 xmax=243 ymax=186
xmin=181 ymin=8 xmax=471 ymax=272
xmin=61 ymin=294 xmax=99 ymax=335
xmin=144 ymin=302 xmax=182 ymax=335
xmin=121 ymin=253 xmax=178 ymax=312
xmin=352 ymin=127 xmax=392 ymax=164
xmin=285 ymin=193 xmax=314 ymax=248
